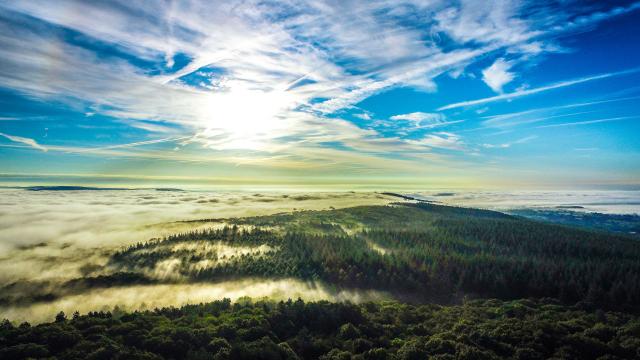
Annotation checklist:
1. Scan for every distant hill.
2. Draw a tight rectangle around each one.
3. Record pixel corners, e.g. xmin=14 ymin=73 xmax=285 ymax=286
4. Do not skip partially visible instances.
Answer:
xmin=24 ymin=186 xmax=185 ymax=192
xmin=25 ymin=186 xmax=129 ymax=191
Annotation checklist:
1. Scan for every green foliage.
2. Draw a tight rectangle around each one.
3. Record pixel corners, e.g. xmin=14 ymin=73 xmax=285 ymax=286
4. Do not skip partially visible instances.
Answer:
xmin=3 ymin=298 xmax=640 ymax=359
xmin=108 ymin=204 xmax=640 ymax=309
xmin=6 ymin=203 xmax=640 ymax=358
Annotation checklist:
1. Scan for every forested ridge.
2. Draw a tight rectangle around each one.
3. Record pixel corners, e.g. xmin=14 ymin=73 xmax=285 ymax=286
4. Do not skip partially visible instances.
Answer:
xmin=2 ymin=298 xmax=640 ymax=359
xmin=106 ymin=203 xmax=640 ymax=309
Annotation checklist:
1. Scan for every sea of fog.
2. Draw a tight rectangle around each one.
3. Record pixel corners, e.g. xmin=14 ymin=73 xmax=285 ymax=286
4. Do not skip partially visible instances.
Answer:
xmin=0 ymin=188 xmax=392 ymax=323
xmin=411 ymin=190 xmax=640 ymax=215
xmin=1 ymin=187 xmax=638 ymax=323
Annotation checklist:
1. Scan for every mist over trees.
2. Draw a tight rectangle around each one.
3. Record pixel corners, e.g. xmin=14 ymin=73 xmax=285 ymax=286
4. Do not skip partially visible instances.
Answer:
xmin=4 ymin=202 xmax=640 ymax=359
xmin=107 ymin=203 xmax=640 ymax=310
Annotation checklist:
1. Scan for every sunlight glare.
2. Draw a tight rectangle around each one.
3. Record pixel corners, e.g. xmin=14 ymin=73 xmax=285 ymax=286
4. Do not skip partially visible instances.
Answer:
xmin=199 ymin=88 xmax=297 ymax=150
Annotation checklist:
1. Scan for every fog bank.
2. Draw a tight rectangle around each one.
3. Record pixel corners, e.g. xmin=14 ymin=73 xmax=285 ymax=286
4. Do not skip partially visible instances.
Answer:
xmin=0 ymin=278 xmax=391 ymax=324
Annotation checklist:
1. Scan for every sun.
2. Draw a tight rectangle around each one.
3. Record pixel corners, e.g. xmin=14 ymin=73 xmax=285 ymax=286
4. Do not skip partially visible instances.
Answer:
xmin=198 ymin=88 xmax=297 ymax=151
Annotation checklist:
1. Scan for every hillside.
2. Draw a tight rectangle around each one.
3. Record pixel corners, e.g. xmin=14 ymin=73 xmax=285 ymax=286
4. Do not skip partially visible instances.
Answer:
xmin=109 ymin=203 xmax=640 ymax=309
xmin=3 ymin=202 xmax=640 ymax=358
xmin=5 ymin=202 xmax=638 ymax=311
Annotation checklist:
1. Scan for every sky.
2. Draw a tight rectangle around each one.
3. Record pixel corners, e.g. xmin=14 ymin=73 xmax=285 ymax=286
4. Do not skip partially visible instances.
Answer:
xmin=0 ymin=0 xmax=639 ymax=189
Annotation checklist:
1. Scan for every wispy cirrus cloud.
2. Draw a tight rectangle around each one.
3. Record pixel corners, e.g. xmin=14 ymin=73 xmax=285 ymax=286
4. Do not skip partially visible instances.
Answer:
xmin=0 ymin=0 xmax=638 ymax=178
xmin=391 ymin=112 xmax=444 ymax=123
xmin=408 ymin=132 xmax=465 ymax=151
xmin=438 ymin=67 xmax=640 ymax=111
xmin=389 ymin=112 xmax=463 ymax=131
xmin=68 ymin=136 xmax=192 ymax=153
xmin=482 ymin=111 xmax=596 ymax=128
xmin=535 ymin=116 xmax=637 ymax=129
xmin=482 ymin=135 xmax=537 ymax=149
xmin=0 ymin=132 xmax=47 ymax=152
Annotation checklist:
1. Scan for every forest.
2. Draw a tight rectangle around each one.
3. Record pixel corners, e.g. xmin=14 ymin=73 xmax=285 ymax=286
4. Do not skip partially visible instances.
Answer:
xmin=2 ymin=297 xmax=640 ymax=359
xmin=3 ymin=202 xmax=640 ymax=359
xmin=106 ymin=203 xmax=640 ymax=309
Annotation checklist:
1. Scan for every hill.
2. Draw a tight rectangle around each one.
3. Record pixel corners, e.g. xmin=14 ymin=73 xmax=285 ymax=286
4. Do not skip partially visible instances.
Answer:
xmin=106 ymin=203 xmax=640 ymax=309
xmin=3 ymin=202 xmax=640 ymax=358
xmin=4 ymin=202 xmax=636 ymax=311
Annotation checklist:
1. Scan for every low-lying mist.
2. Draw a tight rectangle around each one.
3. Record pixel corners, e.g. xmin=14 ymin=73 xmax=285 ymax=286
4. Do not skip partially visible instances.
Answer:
xmin=0 ymin=278 xmax=391 ymax=324
xmin=413 ymin=190 xmax=640 ymax=214
xmin=123 ymin=241 xmax=278 ymax=281
xmin=0 ymin=188 xmax=391 ymax=323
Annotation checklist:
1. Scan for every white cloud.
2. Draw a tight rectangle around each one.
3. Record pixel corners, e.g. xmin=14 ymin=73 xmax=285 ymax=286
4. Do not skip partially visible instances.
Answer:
xmin=71 ymin=136 xmax=191 ymax=153
xmin=0 ymin=0 xmax=636 ymax=170
xmin=482 ymin=58 xmax=515 ymax=93
xmin=550 ymin=2 xmax=640 ymax=33
xmin=480 ymin=96 xmax=640 ymax=128
xmin=438 ymin=67 xmax=640 ymax=110
xmin=408 ymin=132 xmax=465 ymax=151
xmin=536 ymin=116 xmax=636 ymax=129
xmin=434 ymin=0 xmax=536 ymax=46
xmin=483 ymin=110 xmax=596 ymax=129
xmin=482 ymin=135 xmax=537 ymax=148
xmin=0 ymin=132 xmax=47 ymax=152
xmin=353 ymin=113 xmax=371 ymax=120
xmin=389 ymin=112 xmax=464 ymax=130
xmin=0 ymin=0 xmax=530 ymax=124
xmin=391 ymin=112 xmax=444 ymax=122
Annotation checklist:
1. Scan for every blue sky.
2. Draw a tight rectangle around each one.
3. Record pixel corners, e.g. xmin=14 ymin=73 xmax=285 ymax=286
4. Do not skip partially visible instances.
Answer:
xmin=0 ymin=0 xmax=639 ymax=188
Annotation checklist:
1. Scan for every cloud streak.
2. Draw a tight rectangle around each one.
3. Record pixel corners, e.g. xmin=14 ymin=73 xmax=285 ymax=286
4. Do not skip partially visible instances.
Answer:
xmin=69 ymin=136 xmax=192 ymax=153
xmin=0 ymin=132 xmax=47 ymax=152
xmin=408 ymin=132 xmax=465 ymax=151
xmin=0 ymin=1 xmax=637 ymax=178
xmin=536 ymin=116 xmax=637 ymax=129
xmin=482 ymin=135 xmax=537 ymax=148
xmin=438 ymin=67 xmax=640 ymax=111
